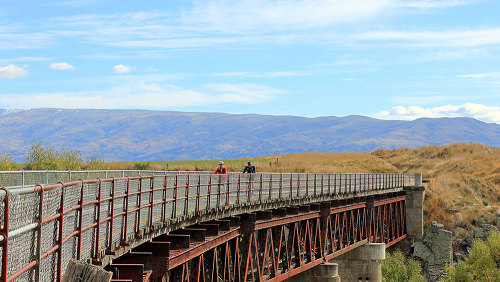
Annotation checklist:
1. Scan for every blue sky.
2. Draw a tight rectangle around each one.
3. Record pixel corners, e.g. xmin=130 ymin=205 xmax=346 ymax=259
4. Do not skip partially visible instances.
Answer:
xmin=1 ymin=0 xmax=499 ymax=123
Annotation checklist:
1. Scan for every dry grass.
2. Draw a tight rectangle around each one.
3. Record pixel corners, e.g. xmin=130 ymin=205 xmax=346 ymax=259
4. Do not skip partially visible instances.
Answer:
xmin=110 ymin=143 xmax=499 ymax=232
xmin=373 ymin=143 xmax=500 ymax=232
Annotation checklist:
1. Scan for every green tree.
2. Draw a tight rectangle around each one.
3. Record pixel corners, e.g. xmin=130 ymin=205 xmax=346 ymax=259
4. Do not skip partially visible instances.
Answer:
xmin=443 ymin=231 xmax=500 ymax=282
xmin=25 ymin=143 xmax=60 ymax=170
xmin=24 ymin=142 xmax=96 ymax=171
xmin=59 ymin=148 xmax=82 ymax=170
xmin=382 ymin=251 xmax=425 ymax=282
xmin=0 ymin=152 xmax=15 ymax=170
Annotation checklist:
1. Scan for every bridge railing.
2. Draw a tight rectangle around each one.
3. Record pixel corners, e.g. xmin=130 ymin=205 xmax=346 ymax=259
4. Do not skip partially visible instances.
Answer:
xmin=0 ymin=170 xmax=213 ymax=188
xmin=0 ymin=172 xmax=419 ymax=281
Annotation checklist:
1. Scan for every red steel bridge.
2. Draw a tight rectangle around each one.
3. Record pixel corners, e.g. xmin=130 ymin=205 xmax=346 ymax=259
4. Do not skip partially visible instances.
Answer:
xmin=0 ymin=171 xmax=422 ymax=281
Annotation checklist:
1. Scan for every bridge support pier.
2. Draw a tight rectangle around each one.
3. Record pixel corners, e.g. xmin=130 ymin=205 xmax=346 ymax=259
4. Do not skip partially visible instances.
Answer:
xmin=288 ymin=263 xmax=340 ymax=282
xmin=332 ymin=243 xmax=385 ymax=282
xmin=404 ymin=175 xmax=426 ymax=241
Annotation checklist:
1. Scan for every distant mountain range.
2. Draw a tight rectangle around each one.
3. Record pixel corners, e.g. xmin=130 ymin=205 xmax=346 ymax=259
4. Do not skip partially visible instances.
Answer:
xmin=0 ymin=108 xmax=499 ymax=162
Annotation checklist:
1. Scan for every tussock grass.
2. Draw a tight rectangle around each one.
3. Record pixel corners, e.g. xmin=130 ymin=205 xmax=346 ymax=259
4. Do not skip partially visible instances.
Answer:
xmin=373 ymin=143 xmax=500 ymax=231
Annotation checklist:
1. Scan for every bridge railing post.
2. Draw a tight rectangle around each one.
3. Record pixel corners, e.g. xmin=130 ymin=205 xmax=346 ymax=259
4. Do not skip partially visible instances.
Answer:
xmin=279 ymin=173 xmax=283 ymax=200
xmin=92 ymin=179 xmax=102 ymax=264
xmin=0 ymin=188 xmax=10 ymax=282
xmin=106 ymin=178 xmax=116 ymax=255
xmin=196 ymin=175 xmax=201 ymax=213
xmin=258 ymin=174 xmax=263 ymax=203
xmin=185 ymin=175 xmax=190 ymax=216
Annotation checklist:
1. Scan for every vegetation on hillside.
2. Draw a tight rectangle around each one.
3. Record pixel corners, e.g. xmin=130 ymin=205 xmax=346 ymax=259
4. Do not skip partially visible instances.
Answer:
xmin=443 ymin=231 xmax=500 ymax=281
xmin=382 ymin=251 xmax=425 ymax=282
xmin=373 ymin=143 xmax=500 ymax=231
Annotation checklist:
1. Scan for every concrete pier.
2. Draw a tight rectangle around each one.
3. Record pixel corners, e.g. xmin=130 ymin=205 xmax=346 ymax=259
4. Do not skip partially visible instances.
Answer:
xmin=333 ymin=243 xmax=385 ymax=281
xmin=288 ymin=263 xmax=341 ymax=282
xmin=404 ymin=176 xmax=426 ymax=241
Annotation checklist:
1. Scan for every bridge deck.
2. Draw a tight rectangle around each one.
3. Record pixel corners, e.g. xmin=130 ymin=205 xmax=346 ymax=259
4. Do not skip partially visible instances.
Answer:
xmin=0 ymin=171 xmax=419 ymax=281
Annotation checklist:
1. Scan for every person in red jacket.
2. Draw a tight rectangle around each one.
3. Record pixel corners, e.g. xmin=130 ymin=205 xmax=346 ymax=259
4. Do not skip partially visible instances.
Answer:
xmin=214 ymin=161 xmax=227 ymax=174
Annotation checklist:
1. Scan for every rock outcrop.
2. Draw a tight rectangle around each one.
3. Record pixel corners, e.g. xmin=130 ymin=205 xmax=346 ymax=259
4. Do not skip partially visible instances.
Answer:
xmin=460 ymin=224 xmax=498 ymax=254
xmin=409 ymin=221 xmax=453 ymax=282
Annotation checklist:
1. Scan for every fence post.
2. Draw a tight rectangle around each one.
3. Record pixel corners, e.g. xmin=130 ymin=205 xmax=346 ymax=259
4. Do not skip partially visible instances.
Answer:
xmin=0 ymin=188 xmax=10 ymax=282
xmin=149 ymin=176 xmax=154 ymax=230
xmin=196 ymin=175 xmax=201 ymax=213
xmin=22 ymin=170 xmax=25 ymax=187
xmin=77 ymin=181 xmax=84 ymax=260
xmin=217 ymin=175 xmax=221 ymax=208
xmin=162 ymin=176 xmax=167 ymax=223
xmin=185 ymin=176 xmax=190 ymax=216
xmin=306 ymin=174 xmax=309 ymax=196
xmin=93 ymin=179 xmax=102 ymax=264
xmin=237 ymin=174 xmax=241 ymax=205
xmin=136 ymin=178 xmax=143 ymax=238
xmin=268 ymin=174 xmax=272 ymax=201
xmin=279 ymin=174 xmax=283 ymax=200
xmin=57 ymin=182 xmax=65 ymax=282
xmin=172 ymin=176 xmax=178 ymax=219
xmin=35 ymin=186 xmax=44 ymax=282
xmin=334 ymin=174 xmax=337 ymax=194
xmin=207 ymin=176 xmax=212 ymax=210
xmin=106 ymin=178 xmax=116 ymax=255
xmin=258 ymin=174 xmax=263 ymax=203
xmin=121 ymin=177 xmax=130 ymax=246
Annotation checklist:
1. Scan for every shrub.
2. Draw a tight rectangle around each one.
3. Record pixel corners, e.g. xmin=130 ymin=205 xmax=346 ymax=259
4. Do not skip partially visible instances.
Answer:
xmin=134 ymin=162 xmax=151 ymax=170
xmin=83 ymin=156 xmax=108 ymax=170
xmin=444 ymin=231 xmax=500 ymax=281
xmin=382 ymin=251 xmax=425 ymax=282
xmin=59 ymin=148 xmax=82 ymax=170
xmin=24 ymin=142 xmax=106 ymax=171
xmin=482 ymin=198 xmax=489 ymax=206
xmin=0 ymin=152 xmax=15 ymax=170
xmin=24 ymin=143 xmax=62 ymax=170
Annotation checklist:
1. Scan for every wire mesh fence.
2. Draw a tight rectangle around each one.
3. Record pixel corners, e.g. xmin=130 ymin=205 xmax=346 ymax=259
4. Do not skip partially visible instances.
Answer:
xmin=0 ymin=170 xmax=212 ymax=188
xmin=0 ymin=172 xmax=420 ymax=281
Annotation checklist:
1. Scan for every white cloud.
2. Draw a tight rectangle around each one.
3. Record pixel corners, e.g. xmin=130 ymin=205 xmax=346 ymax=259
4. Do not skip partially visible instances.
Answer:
xmin=0 ymin=31 xmax=54 ymax=50
xmin=210 ymin=71 xmax=310 ymax=78
xmin=396 ymin=0 xmax=478 ymax=8
xmin=113 ymin=64 xmax=132 ymax=74
xmin=0 ymin=57 xmax=50 ymax=64
xmin=0 ymin=83 xmax=284 ymax=108
xmin=456 ymin=72 xmax=500 ymax=78
xmin=0 ymin=64 xmax=28 ymax=79
xmin=203 ymin=83 xmax=284 ymax=103
xmin=373 ymin=103 xmax=500 ymax=123
xmin=352 ymin=28 xmax=500 ymax=48
xmin=186 ymin=0 xmax=389 ymax=32
xmin=50 ymin=62 xmax=76 ymax=70
xmin=145 ymin=67 xmax=159 ymax=72
xmin=408 ymin=49 xmax=490 ymax=62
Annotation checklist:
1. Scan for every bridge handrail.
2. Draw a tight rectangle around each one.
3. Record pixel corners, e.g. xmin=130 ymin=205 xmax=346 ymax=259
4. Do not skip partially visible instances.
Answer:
xmin=0 ymin=169 xmax=215 ymax=188
xmin=0 ymin=172 xmax=420 ymax=281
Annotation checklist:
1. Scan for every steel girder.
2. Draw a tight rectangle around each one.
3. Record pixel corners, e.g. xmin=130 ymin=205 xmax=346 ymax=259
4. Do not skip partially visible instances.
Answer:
xmin=107 ymin=191 xmax=407 ymax=281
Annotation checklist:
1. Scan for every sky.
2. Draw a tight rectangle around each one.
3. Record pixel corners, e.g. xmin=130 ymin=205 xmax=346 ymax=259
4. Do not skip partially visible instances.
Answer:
xmin=1 ymin=0 xmax=499 ymax=123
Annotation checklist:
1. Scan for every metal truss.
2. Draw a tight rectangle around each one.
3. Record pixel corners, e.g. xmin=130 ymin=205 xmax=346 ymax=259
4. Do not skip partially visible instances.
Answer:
xmin=107 ymin=192 xmax=406 ymax=281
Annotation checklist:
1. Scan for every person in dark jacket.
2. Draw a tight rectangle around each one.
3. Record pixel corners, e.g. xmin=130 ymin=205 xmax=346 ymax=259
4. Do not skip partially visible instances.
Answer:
xmin=243 ymin=162 xmax=256 ymax=173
